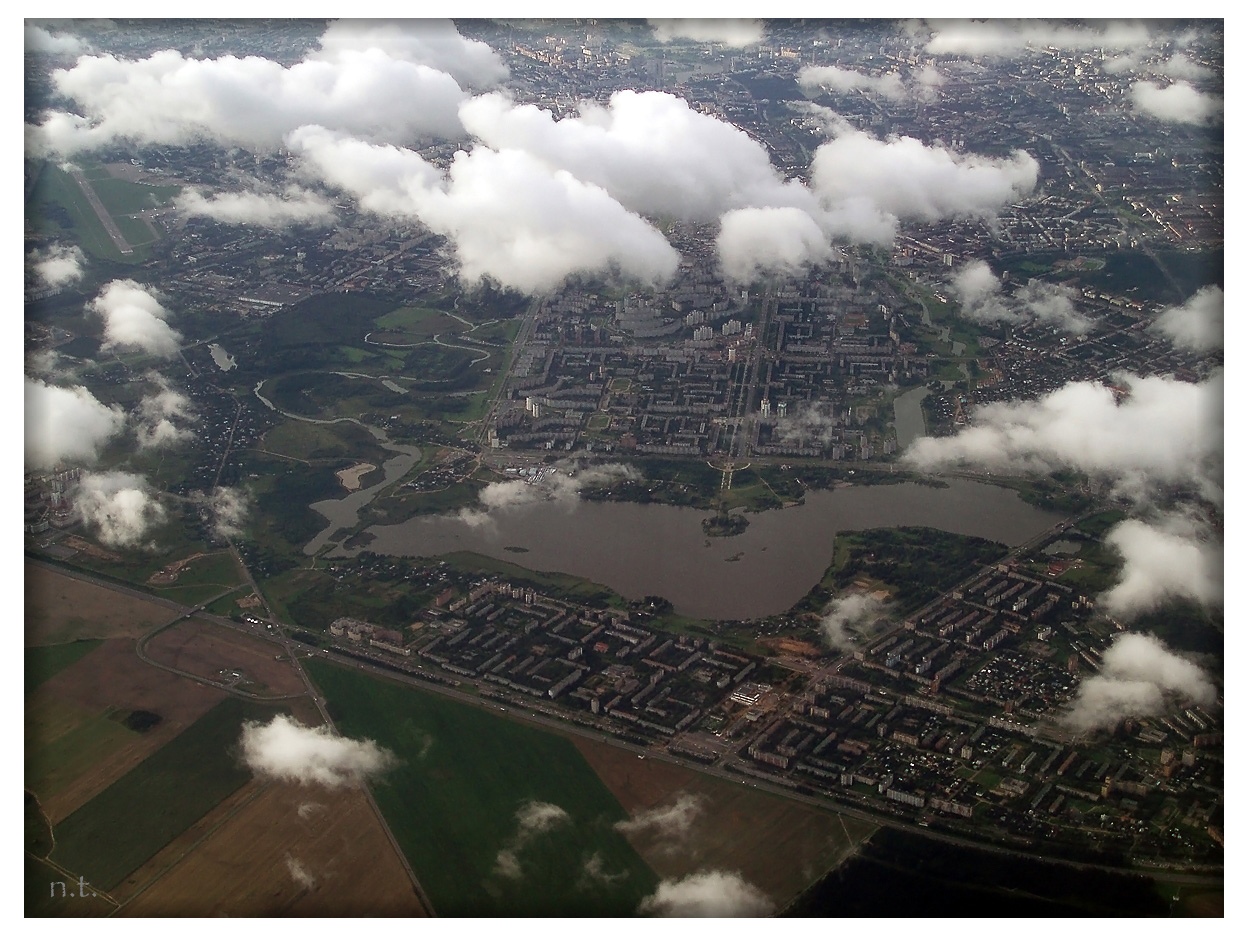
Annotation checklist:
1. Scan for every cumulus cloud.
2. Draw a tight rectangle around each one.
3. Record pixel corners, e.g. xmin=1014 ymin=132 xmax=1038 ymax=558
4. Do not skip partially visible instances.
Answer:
xmin=29 ymin=243 xmax=86 ymax=289
xmin=239 ymin=714 xmax=396 ymax=788
xmin=579 ymin=852 xmax=627 ymax=889
xmin=924 ymin=19 xmax=1151 ymax=56
xmin=207 ymin=486 xmax=251 ymax=540
xmin=820 ymin=593 xmax=890 ymax=651
xmin=89 ymin=280 xmax=182 ymax=358
xmin=717 ymin=207 xmax=833 ymax=284
xmin=27 ymin=19 xmax=499 ymax=157
xmin=1060 ymin=633 xmax=1217 ymax=734
xmin=175 ymin=184 xmax=337 ymax=229
xmin=950 ymin=260 xmax=1093 ymax=334
xmin=1103 ymin=51 xmax=1214 ymax=80
xmin=1150 ymin=285 xmax=1222 ymax=352
xmin=1100 ymin=512 xmax=1223 ymax=618
xmin=459 ymin=90 xmax=814 ymax=225
xmin=1130 ymin=81 xmax=1222 ymax=124
xmin=648 ymin=19 xmax=764 ymax=47
xmin=639 ymin=870 xmax=774 ymax=917
xmin=799 ymin=65 xmax=908 ymax=100
xmin=809 ymin=129 xmax=1038 ymax=237
xmin=459 ymin=462 xmax=639 ymax=527
xmin=494 ymin=801 xmax=571 ymax=880
xmin=310 ymin=19 xmax=507 ymax=88
xmin=135 ymin=371 xmax=197 ymax=449
xmin=291 ymin=125 xmax=679 ymax=294
xmin=25 ymin=378 xmax=127 ymax=469
xmin=25 ymin=24 xmax=88 ymax=55
xmin=73 ymin=471 xmax=167 ymax=548
xmin=286 ymin=855 xmax=315 ymax=890
xmin=614 ymin=794 xmax=703 ymax=838
xmin=903 ymin=371 xmax=1222 ymax=506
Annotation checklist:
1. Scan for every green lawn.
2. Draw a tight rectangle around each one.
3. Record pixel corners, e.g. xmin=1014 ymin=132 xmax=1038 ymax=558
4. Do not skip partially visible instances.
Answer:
xmin=305 ymin=659 xmax=659 ymax=915
xmin=50 ymin=697 xmax=281 ymax=891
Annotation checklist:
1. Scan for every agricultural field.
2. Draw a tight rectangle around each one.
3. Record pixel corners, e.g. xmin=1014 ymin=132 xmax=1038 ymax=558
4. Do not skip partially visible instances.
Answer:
xmin=119 ymin=778 xmax=428 ymax=916
xmin=26 ymin=640 xmax=102 ymax=691
xmin=305 ymin=659 xmax=660 ymax=916
xmin=26 ymin=562 xmax=178 ymax=645
xmin=142 ymin=618 xmax=307 ymax=698
xmin=569 ymin=737 xmax=876 ymax=910
xmin=49 ymin=696 xmax=280 ymax=893
xmin=26 ymin=639 xmax=227 ymax=823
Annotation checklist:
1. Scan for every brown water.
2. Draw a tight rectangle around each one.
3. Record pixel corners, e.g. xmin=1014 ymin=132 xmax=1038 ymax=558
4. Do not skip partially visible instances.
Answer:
xmin=340 ymin=478 xmax=1065 ymax=620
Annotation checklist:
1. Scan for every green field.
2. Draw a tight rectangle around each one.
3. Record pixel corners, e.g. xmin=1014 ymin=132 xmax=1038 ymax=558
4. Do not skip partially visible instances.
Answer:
xmin=88 ymin=176 xmax=181 ymax=215
xmin=305 ymin=659 xmax=659 ymax=915
xmin=26 ymin=162 xmax=154 ymax=264
xmin=26 ymin=706 xmax=140 ymax=801
xmin=26 ymin=641 xmax=103 ymax=693
xmin=49 ymin=697 xmax=281 ymax=891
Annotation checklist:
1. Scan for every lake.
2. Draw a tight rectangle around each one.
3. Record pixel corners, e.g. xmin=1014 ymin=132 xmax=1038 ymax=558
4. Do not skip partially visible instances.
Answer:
xmin=335 ymin=477 xmax=1066 ymax=620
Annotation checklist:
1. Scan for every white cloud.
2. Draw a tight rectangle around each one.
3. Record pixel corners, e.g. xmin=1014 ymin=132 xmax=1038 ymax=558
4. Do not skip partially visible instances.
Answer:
xmin=903 ymin=371 xmax=1222 ymax=506
xmin=25 ymin=24 xmax=87 ymax=55
xmin=1100 ymin=513 xmax=1223 ymax=618
xmin=310 ymin=19 xmax=507 ymax=88
xmin=924 ymin=20 xmax=1152 ymax=56
xmin=134 ymin=371 xmax=196 ymax=450
xmin=459 ymin=90 xmax=814 ymax=225
xmin=459 ymin=463 xmax=638 ymax=527
xmin=810 ymin=129 xmax=1038 ymax=234
xmin=73 ymin=471 xmax=167 ymax=548
xmin=89 ymin=280 xmax=182 ymax=358
xmin=717 ymin=207 xmax=833 ymax=284
xmin=239 ymin=714 xmax=396 ymax=788
xmin=175 ymin=185 xmax=337 ymax=229
xmin=27 ymin=20 xmax=501 ymax=157
xmin=1060 ymin=633 xmax=1216 ymax=734
xmin=639 ymin=870 xmax=774 ymax=917
xmin=1130 ymin=81 xmax=1222 ymax=124
xmin=614 ymin=794 xmax=703 ymax=838
xmin=291 ymin=125 xmax=679 ymax=294
xmin=25 ymin=378 xmax=126 ymax=469
xmin=950 ymin=260 xmax=1093 ymax=334
xmin=29 ymin=243 xmax=86 ymax=289
xmin=819 ymin=593 xmax=889 ymax=651
xmin=493 ymin=800 xmax=571 ymax=880
xmin=798 ymin=65 xmax=908 ymax=100
xmin=208 ymin=486 xmax=251 ymax=540
xmin=286 ymin=855 xmax=315 ymax=890
xmin=1150 ymin=285 xmax=1222 ymax=353
xmin=648 ymin=20 xmax=764 ymax=47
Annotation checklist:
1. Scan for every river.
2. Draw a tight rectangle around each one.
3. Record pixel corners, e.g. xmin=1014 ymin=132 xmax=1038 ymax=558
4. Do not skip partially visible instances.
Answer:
xmin=336 ymin=478 xmax=1065 ymax=620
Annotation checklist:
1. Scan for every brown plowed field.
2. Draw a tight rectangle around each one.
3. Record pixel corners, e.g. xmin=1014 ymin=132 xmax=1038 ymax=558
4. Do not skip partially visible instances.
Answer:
xmin=143 ymin=618 xmax=307 ymax=697
xmin=119 ymin=780 xmax=429 ymax=916
xmin=26 ymin=563 xmax=176 ymax=645
xmin=571 ymin=738 xmax=876 ymax=908
xmin=27 ymin=639 xmax=227 ymax=823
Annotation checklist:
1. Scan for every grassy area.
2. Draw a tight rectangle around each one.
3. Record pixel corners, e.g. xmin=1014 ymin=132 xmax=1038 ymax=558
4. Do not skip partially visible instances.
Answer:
xmin=26 ymin=161 xmax=150 ymax=264
xmin=305 ymin=659 xmax=659 ymax=915
xmin=88 ymin=176 xmax=181 ymax=215
xmin=25 ymin=641 xmax=103 ymax=693
xmin=438 ymin=551 xmax=620 ymax=608
xmin=50 ymin=697 xmax=281 ymax=891
xmin=26 ymin=707 xmax=139 ymax=801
